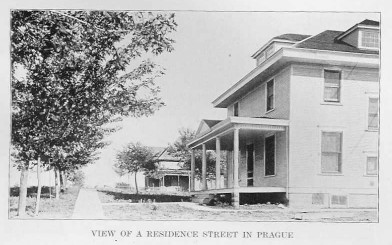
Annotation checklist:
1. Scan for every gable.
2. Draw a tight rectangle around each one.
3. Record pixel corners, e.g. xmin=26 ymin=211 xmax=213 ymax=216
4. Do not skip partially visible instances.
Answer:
xmin=196 ymin=119 xmax=222 ymax=136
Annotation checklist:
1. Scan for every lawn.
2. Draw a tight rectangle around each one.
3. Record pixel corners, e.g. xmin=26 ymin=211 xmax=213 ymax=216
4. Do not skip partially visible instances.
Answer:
xmin=100 ymin=202 xmax=377 ymax=222
xmin=9 ymin=185 xmax=81 ymax=219
xmin=97 ymin=189 xmax=377 ymax=222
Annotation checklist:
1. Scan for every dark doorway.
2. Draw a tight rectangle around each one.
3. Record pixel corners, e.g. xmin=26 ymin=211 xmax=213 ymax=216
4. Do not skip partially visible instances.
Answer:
xmin=247 ymin=144 xmax=254 ymax=186
xmin=265 ymin=135 xmax=275 ymax=176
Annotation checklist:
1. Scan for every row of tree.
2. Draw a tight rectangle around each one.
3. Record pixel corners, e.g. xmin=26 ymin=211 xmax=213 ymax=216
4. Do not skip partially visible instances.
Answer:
xmin=11 ymin=10 xmax=177 ymax=216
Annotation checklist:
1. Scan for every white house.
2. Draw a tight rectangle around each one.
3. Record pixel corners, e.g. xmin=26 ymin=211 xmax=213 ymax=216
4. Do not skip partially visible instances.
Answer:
xmin=187 ymin=19 xmax=379 ymax=208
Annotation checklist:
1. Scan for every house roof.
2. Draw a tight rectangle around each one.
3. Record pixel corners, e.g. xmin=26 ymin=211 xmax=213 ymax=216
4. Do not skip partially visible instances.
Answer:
xmin=273 ymin=33 xmax=311 ymax=42
xmin=295 ymin=30 xmax=379 ymax=54
xmin=359 ymin=19 xmax=379 ymax=26
xmin=212 ymin=19 xmax=379 ymax=108
xmin=251 ymin=34 xmax=310 ymax=58
xmin=203 ymin=119 xmax=222 ymax=128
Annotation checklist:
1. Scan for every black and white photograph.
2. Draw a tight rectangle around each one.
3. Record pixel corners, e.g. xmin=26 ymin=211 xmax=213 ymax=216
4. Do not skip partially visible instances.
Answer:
xmin=2 ymin=1 xmax=391 ymax=244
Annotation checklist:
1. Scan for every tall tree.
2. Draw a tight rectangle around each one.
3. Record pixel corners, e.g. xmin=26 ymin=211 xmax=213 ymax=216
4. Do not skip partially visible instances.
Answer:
xmin=114 ymin=142 xmax=156 ymax=194
xmin=168 ymin=128 xmax=220 ymax=179
xmin=11 ymin=10 xmax=177 ymax=216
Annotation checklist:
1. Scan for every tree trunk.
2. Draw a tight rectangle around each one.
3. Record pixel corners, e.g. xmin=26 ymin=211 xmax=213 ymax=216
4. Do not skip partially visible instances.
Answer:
xmin=34 ymin=157 xmax=41 ymax=216
xmin=128 ymin=173 xmax=131 ymax=190
xmin=54 ymin=167 xmax=60 ymax=200
xmin=63 ymin=171 xmax=68 ymax=190
xmin=60 ymin=170 xmax=67 ymax=192
xmin=17 ymin=162 xmax=30 ymax=217
xmin=134 ymin=171 xmax=138 ymax=194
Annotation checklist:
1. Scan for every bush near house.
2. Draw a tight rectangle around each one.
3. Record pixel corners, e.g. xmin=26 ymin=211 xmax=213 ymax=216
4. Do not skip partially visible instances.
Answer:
xmin=97 ymin=189 xmax=191 ymax=203
xmin=10 ymin=186 xmax=56 ymax=198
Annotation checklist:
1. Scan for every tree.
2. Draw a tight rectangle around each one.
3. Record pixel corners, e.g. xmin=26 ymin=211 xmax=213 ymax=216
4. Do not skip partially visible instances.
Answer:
xmin=168 ymin=128 xmax=221 ymax=179
xmin=114 ymin=142 xmax=156 ymax=194
xmin=67 ymin=169 xmax=86 ymax=187
xmin=11 ymin=10 xmax=177 ymax=216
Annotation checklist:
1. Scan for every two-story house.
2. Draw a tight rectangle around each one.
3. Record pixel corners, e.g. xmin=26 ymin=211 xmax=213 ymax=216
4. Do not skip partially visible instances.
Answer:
xmin=187 ymin=19 xmax=380 ymax=208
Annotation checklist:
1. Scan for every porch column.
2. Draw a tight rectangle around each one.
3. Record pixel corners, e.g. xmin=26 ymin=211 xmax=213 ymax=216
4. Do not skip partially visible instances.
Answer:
xmin=202 ymin=143 xmax=207 ymax=190
xmin=188 ymin=171 xmax=191 ymax=192
xmin=233 ymin=128 xmax=240 ymax=208
xmin=190 ymin=150 xmax=195 ymax=191
xmin=215 ymin=137 xmax=221 ymax=189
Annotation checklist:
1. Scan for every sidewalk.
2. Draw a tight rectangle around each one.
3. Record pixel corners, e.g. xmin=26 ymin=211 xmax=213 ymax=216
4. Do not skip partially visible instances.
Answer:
xmin=72 ymin=188 xmax=106 ymax=219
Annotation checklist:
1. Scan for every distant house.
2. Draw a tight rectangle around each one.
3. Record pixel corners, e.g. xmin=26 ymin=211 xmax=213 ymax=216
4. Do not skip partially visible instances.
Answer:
xmin=145 ymin=147 xmax=191 ymax=192
xmin=187 ymin=19 xmax=379 ymax=208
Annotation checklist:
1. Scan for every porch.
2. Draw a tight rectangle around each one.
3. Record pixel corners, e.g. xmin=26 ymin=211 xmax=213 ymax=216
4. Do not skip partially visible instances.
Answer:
xmin=187 ymin=116 xmax=289 ymax=207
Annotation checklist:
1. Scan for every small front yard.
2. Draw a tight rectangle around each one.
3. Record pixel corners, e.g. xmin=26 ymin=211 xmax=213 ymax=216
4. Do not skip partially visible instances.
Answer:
xmin=97 ymin=188 xmax=377 ymax=222
xmin=100 ymin=202 xmax=377 ymax=222
xmin=9 ymin=185 xmax=81 ymax=219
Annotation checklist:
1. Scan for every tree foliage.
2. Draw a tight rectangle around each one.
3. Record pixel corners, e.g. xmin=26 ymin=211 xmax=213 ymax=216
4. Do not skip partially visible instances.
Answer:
xmin=11 ymin=10 xmax=177 ymax=215
xmin=167 ymin=128 xmax=220 ymax=179
xmin=114 ymin=142 xmax=156 ymax=193
xmin=11 ymin=10 xmax=177 ymax=170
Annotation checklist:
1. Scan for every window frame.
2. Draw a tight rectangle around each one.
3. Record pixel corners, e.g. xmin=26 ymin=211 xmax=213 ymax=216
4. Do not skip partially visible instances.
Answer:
xmin=233 ymin=102 xmax=239 ymax=117
xmin=359 ymin=29 xmax=380 ymax=50
xmin=320 ymin=131 xmax=343 ymax=174
xmin=323 ymin=69 xmax=342 ymax=103
xmin=265 ymin=79 xmax=275 ymax=113
xmin=246 ymin=143 xmax=255 ymax=186
xmin=365 ymin=155 xmax=378 ymax=176
xmin=264 ymin=134 xmax=276 ymax=177
xmin=367 ymin=97 xmax=379 ymax=131
xmin=265 ymin=45 xmax=275 ymax=59
xmin=329 ymin=194 xmax=349 ymax=207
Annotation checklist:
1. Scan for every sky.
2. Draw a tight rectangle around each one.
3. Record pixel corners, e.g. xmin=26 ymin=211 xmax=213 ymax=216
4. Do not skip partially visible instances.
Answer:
xmin=82 ymin=11 xmax=380 ymax=186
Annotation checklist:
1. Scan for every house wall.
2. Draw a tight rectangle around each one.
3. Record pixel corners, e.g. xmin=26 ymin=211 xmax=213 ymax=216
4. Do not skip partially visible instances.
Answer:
xmin=288 ymin=63 xmax=379 ymax=208
xmin=236 ymin=131 xmax=288 ymax=188
xmin=342 ymin=29 xmax=359 ymax=47
xmin=227 ymin=66 xmax=291 ymax=119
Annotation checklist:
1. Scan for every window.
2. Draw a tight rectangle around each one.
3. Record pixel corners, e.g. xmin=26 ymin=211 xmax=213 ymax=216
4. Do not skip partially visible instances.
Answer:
xmin=312 ymin=193 xmax=325 ymax=205
xmin=361 ymin=30 xmax=379 ymax=49
xmin=368 ymin=98 xmax=379 ymax=130
xmin=265 ymin=45 xmax=274 ymax=59
xmin=265 ymin=135 xmax=275 ymax=176
xmin=321 ymin=132 xmax=342 ymax=173
xmin=324 ymin=70 xmax=341 ymax=102
xmin=366 ymin=156 xmax=378 ymax=175
xmin=233 ymin=102 xmax=239 ymax=117
xmin=257 ymin=52 xmax=266 ymax=65
xmin=266 ymin=80 xmax=274 ymax=112
xmin=331 ymin=195 xmax=348 ymax=206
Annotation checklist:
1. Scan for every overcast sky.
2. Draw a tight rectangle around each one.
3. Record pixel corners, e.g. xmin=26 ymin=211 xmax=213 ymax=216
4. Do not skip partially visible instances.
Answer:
xmin=80 ymin=11 xmax=380 ymax=186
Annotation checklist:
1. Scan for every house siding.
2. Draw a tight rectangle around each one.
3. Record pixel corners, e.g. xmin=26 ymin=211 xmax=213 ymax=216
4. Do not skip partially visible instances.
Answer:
xmin=342 ymin=29 xmax=359 ymax=47
xmin=237 ymin=131 xmax=287 ymax=188
xmin=233 ymin=66 xmax=291 ymax=119
xmin=288 ymin=63 xmax=379 ymax=208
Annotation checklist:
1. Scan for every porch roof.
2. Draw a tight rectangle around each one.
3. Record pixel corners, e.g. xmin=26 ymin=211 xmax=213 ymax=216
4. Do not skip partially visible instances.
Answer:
xmin=187 ymin=116 xmax=289 ymax=149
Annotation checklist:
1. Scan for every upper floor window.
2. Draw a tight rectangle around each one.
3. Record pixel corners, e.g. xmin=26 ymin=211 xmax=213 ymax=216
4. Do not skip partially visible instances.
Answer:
xmin=233 ymin=102 xmax=239 ymax=117
xmin=368 ymin=98 xmax=379 ymax=130
xmin=321 ymin=131 xmax=342 ymax=173
xmin=324 ymin=70 xmax=341 ymax=102
xmin=256 ymin=53 xmax=266 ymax=66
xmin=366 ymin=156 xmax=378 ymax=176
xmin=265 ymin=45 xmax=274 ymax=59
xmin=266 ymin=79 xmax=274 ymax=112
xmin=361 ymin=30 xmax=379 ymax=49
